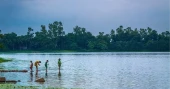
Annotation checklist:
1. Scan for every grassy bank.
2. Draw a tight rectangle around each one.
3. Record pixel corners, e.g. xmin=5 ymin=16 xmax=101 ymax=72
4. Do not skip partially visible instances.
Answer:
xmin=0 ymin=84 xmax=75 ymax=89
xmin=0 ymin=49 xmax=169 ymax=53
xmin=0 ymin=57 xmax=12 ymax=63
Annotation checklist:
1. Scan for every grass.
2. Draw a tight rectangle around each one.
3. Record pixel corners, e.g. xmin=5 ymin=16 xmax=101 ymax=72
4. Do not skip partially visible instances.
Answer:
xmin=0 ymin=84 xmax=82 ymax=89
xmin=0 ymin=84 xmax=40 ymax=89
xmin=0 ymin=57 xmax=12 ymax=63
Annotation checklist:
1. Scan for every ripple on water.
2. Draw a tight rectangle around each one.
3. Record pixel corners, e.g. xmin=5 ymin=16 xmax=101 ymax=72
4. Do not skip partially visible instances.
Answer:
xmin=0 ymin=52 xmax=169 ymax=89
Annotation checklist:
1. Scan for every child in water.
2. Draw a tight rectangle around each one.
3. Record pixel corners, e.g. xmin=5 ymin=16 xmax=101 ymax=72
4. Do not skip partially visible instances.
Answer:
xmin=45 ymin=60 xmax=49 ymax=73
xmin=30 ymin=61 xmax=33 ymax=72
xmin=34 ymin=61 xmax=41 ymax=72
xmin=58 ymin=58 xmax=62 ymax=71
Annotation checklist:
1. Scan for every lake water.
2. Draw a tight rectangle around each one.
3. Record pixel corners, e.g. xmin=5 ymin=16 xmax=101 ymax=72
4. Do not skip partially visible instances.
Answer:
xmin=0 ymin=52 xmax=170 ymax=89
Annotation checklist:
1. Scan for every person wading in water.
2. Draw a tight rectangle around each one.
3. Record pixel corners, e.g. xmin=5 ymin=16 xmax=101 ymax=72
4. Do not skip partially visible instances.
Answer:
xmin=58 ymin=58 xmax=62 ymax=72
xmin=34 ymin=61 xmax=41 ymax=74
xmin=45 ymin=60 xmax=49 ymax=73
xmin=30 ymin=61 xmax=33 ymax=72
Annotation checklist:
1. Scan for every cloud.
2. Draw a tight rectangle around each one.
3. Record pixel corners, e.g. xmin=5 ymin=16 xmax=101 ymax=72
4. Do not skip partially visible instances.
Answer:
xmin=0 ymin=0 xmax=169 ymax=35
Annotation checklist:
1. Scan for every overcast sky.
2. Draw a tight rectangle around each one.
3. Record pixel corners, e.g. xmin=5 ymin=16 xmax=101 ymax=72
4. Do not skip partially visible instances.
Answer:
xmin=0 ymin=0 xmax=169 ymax=35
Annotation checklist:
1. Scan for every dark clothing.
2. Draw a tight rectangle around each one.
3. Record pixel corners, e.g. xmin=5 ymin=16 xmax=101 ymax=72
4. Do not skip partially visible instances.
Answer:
xmin=45 ymin=62 xmax=48 ymax=68
xmin=58 ymin=59 xmax=62 ymax=71
xmin=30 ymin=63 xmax=33 ymax=71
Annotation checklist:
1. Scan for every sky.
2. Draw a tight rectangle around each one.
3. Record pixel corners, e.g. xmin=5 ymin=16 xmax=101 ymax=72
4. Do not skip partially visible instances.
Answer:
xmin=0 ymin=0 xmax=169 ymax=35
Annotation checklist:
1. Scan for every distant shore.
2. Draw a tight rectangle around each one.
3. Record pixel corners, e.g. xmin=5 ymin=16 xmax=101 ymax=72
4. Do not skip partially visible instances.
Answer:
xmin=0 ymin=50 xmax=169 ymax=53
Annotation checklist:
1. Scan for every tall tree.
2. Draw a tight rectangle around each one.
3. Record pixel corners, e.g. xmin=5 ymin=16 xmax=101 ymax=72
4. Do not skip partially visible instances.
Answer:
xmin=3 ymin=32 xmax=17 ymax=50
xmin=48 ymin=21 xmax=65 ymax=49
xmin=0 ymin=30 xmax=4 ymax=50
xmin=26 ymin=27 xmax=34 ymax=49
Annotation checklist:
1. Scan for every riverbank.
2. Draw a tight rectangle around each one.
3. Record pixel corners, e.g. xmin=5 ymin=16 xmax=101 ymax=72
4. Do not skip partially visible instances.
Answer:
xmin=0 ymin=57 xmax=12 ymax=63
xmin=0 ymin=50 xmax=77 ymax=53
xmin=0 ymin=50 xmax=169 ymax=53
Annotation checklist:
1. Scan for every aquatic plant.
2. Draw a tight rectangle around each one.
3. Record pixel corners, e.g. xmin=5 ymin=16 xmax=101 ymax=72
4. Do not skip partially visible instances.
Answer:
xmin=0 ymin=57 xmax=12 ymax=63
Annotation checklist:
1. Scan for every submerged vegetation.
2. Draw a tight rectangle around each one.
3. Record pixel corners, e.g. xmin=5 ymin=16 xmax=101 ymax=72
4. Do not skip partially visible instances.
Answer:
xmin=0 ymin=21 xmax=169 ymax=52
xmin=0 ymin=57 xmax=12 ymax=63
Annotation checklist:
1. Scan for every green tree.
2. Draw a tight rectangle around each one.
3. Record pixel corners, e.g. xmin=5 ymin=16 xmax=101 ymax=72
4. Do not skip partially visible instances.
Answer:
xmin=95 ymin=32 xmax=110 ymax=50
xmin=72 ymin=26 xmax=95 ymax=50
xmin=26 ymin=27 xmax=34 ymax=49
xmin=48 ymin=21 xmax=65 ymax=50
xmin=0 ymin=30 xmax=4 ymax=50
xmin=3 ymin=32 xmax=17 ymax=50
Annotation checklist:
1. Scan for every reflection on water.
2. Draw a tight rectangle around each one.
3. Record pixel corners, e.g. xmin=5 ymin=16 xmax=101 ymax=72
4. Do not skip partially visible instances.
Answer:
xmin=45 ymin=73 xmax=48 ymax=77
xmin=30 ymin=72 xmax=33 ymax=82
xmin=0 ymin=52 xmax=169 ymax=88
xmin=58 ymin=71 xmax=61 ymax=77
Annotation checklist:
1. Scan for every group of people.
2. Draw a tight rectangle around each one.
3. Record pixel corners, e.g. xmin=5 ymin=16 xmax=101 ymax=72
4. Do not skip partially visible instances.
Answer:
xmin=29 ymin=58 xmax=62 ymax=73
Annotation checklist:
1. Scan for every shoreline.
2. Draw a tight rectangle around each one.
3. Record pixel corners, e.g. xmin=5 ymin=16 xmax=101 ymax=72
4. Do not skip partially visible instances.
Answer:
xmin=0 ymin=50 xmax=169 ymax=53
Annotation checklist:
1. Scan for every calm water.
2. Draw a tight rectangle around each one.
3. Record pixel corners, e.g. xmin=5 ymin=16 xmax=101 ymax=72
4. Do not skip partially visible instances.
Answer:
xmin=0 ymin=52 xmax=170 ymax=89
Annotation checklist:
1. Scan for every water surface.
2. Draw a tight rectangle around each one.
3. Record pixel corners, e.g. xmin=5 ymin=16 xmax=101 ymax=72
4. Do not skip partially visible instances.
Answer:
xmin=0 ymin=52 xmax=169 ymax=89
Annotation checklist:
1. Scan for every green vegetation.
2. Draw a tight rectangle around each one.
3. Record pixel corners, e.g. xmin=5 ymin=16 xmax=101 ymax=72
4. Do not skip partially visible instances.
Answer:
xmin=0 ymin=84 xmax=78 ymax=89
xmin=0 ymin=84 xmax=39 ymax=89
xmin=0 ymin=21 xmax=169 ymax=52
xmin=0 ymin=57 xmax=12 ymax=63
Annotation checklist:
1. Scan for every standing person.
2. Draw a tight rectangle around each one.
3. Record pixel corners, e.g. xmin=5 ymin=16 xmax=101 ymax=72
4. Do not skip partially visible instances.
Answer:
xmin=34 ymin=61 xmax=41 ymax=73
xmin=45 ymin=60 xmax=49 ymax=73
xmin=58 ymin=58 xmax=62 ymax=71
xmin=30 ymin=61 xmax=33 ymax=72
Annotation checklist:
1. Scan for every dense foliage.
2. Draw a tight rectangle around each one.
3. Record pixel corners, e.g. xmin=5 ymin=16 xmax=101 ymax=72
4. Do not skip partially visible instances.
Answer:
xmin=0 ymin=21 xmax=169 ymax=52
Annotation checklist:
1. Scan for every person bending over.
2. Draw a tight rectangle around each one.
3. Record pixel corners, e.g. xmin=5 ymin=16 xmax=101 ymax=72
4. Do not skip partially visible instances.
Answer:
xmin=34 ymin=60 xmax=41 ymax=72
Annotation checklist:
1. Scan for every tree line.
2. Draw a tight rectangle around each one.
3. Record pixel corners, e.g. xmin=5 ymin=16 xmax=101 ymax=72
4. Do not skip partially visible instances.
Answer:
xmin=0 ymin=21 xmax=169 ymax=52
